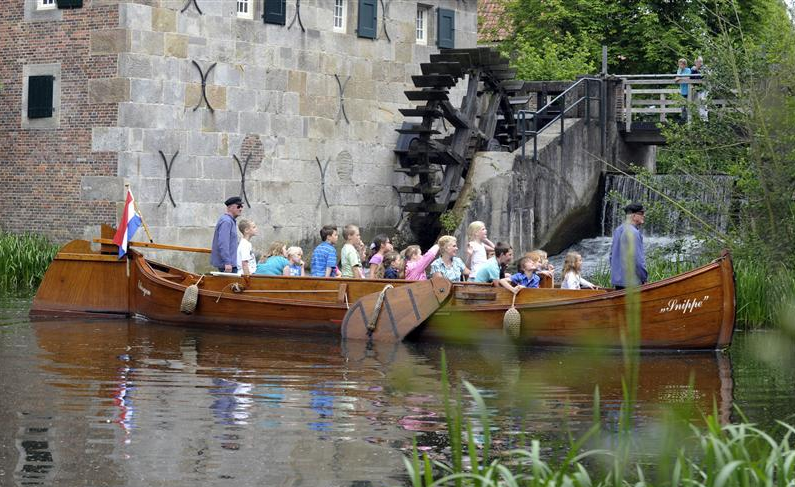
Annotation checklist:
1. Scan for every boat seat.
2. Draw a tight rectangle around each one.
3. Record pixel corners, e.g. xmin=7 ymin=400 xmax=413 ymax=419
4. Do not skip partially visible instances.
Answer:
xmin=154 ymin=270 xmax=185 ymax=281
xmin=454 ymin=290 xmax=497 ymax=301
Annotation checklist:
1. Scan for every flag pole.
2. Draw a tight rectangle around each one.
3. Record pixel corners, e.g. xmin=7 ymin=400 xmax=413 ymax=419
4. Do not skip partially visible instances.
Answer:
xmin=125 ymin=183 xmax=154 ymax=243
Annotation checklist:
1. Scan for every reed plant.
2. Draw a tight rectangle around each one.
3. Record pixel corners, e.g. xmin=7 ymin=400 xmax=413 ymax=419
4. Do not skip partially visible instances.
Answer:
xmin=405 ymin=351 xmax=795 ymax=487
xmin=0 ymin=231 xmax=60 ymax=296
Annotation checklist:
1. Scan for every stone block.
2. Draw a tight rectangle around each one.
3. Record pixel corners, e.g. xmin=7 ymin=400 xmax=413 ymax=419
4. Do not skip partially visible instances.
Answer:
xmin=179 ymin=179 xmax=227 ymax=203
xmin=153 ymin=57 xmax=183 ymax=82
xmin=394 ymin=42 xmax=412 ymax=64
xmin=142 ymin=129 xmax=185 ymax=154
xmin=203 ymin=156 xmax=240 ymax=180
xmin=208 ymin=39 xmax=237 ymax=63
xmin=119 ymin=103 xmax=155 ymax=128
xmin=162 ymin=80 xmax=185 ymax=107
xmin=89 ymin=78 xmax=131 ymax=104
xmin=266 ymin=68 xmax=289 ymax=92
xmin=129 ymin=129 xmax=144 ymax=152
xmin=307 ymin=117 xmax=337 ymax=139
xmin=91 ymin=29 xmax=130 ymax=55
xmin=287 ymin=70 xmax=306 ymax=93
xmin=282 ymin=92 xmax=299 ymax=116
xmin=131 ymin=30 xmax=164 ymax=56
xmin=214 ymin=63 xmax=242 ymax=87
xmin=297 ymin=50 xmax=321 ymax=72
xmin=226 ymin=87 xmax=257 ymax=112
xmin=172 ymin=203 xmax=220 ymax=227
xmin=188 ymin=131 xmax=220 ymax=156
xmin=184 ymin=83 xmax=202 ymax=109
xmin=164 ymin=33 xmax=188 ymax=58
xmin=81 ymin=176 xmax=124 ymax=201
xmin=179 ymin=15 xmax=203 ymax=38
xmin=241 ymin=65 xmax=268 ymax=89
xmin=130 ymin=78 xmax=163 ymax=104
xmin=239 ymin=112 xmax=270 ymax=135
xmin=119 ymin=53 xmax=153 ymax=79
xmin=202 ymin=110 xmax=239 ymax=133
xmin=271 ymin=115 xmax=303 ymax=138
xmin=92 ymin=127 xmax=127 ymax=152
xmin=152 ymin=7 xmax=177 ymax=32
xmin=119 ymin=2 xmax=152 ymax=31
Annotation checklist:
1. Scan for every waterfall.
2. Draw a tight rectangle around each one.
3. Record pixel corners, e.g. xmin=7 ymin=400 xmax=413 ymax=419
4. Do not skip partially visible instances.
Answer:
xmin=601 ymin=174 xmax=734 ymax=237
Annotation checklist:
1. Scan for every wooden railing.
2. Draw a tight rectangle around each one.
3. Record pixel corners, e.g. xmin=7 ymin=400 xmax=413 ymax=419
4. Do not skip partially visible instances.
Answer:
xmin=616 ymin=74 xmax=732 ymax=131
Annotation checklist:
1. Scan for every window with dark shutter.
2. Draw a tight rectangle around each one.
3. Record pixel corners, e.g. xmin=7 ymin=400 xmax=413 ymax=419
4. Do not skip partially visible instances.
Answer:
xmin=56 ymin=0 xmax=83 ymax=8
xmin=437 ymin=8 xmax=455 ymax=49
xmin=262 ymin=0 xmax=286 ymax=25
xmin=28 ymin=75 xmax=55 ymax=119
xmin=357 ymin=0 xmax=377 ymax=39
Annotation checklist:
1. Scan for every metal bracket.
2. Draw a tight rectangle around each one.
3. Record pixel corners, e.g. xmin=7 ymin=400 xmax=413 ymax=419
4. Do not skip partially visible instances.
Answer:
xmin=287 ymin=0 xmax=305 ymax=32
xmin=378 ymin=0 xmax=391 ymax=42
xmin=315 ymin=157 xmax=331 ymax=208
xmin=232 ymin=154 xmax=251 ymax=208
xmin=334 ymin=74 xmax=350 ymax=124
xmin=180 ymin=0 xmax=203 ymax=14
xmin=191 ymin=61 xmax=217 ymax=112
xmin=157 ymin=150 xmax=178 ymax=208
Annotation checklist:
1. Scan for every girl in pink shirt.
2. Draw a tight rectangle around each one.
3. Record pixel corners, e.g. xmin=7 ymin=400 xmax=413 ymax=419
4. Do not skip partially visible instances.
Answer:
xmin=402 ymin=244 xmax=440 ymax=281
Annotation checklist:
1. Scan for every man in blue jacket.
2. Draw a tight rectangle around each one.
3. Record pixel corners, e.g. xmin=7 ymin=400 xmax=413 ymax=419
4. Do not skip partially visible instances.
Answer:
xmin=610 ymin=202 xmax=648 ymax=289
xmin=211 ymin=196 xmax=243 ymax=273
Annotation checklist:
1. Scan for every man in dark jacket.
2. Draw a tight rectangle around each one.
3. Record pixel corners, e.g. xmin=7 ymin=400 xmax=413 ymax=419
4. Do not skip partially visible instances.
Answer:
xmin=609 ymin=202 xmax=648 ymax=289
xmin=210 ymin=196 xmax=243 ymax=273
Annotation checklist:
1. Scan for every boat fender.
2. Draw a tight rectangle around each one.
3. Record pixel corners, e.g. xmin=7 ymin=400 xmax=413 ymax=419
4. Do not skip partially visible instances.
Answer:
xmin=367 ymin=284 xmax=394 ymax=334
xmin=180 ymin=275 xmax=205 ymax=314
xmin=503 ymin=291 xmax=521 ymax=339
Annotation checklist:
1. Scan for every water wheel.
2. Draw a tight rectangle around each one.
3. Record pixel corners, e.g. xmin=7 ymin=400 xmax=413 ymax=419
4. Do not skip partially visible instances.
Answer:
xmin=394 ymin=47 xmax=525 ymax=246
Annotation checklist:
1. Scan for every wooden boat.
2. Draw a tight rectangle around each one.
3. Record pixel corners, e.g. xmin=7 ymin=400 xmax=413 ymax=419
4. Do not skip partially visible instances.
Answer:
xmin=31 ymin=231 xmax=735 ymax=350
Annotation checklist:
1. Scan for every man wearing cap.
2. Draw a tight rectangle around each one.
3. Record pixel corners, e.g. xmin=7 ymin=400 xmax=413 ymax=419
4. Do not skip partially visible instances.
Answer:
xmin=609 ymin=202 xmax=648 ymax=289
xmin=211 ymin=197 xmax=244 ymax=273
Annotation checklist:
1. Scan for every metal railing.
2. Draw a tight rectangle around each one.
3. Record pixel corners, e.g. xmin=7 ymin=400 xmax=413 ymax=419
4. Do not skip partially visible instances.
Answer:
xmin=517 ymin=77 xmax=604 ymax=161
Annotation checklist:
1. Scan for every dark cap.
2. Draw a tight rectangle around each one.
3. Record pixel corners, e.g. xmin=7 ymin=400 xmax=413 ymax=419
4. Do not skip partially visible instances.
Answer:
xmin=224 ymin=196 xmax=243 ymax=207
xmin=623 ymin=202 xmax=645 ymax=214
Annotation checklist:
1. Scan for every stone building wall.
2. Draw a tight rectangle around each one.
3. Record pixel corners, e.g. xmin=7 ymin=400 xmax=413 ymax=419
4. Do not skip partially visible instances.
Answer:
xmin=0 ymin=0 xmax=477 ymax=270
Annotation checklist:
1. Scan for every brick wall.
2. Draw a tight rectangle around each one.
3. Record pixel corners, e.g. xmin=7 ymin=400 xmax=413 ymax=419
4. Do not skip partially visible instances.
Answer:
xmin=0 ymin=0 xmax=119 ymax=241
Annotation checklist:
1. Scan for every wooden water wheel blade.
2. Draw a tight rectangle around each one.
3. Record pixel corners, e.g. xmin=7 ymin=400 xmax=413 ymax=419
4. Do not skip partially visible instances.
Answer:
xmin=403 ymin=202 xmax=448 ymax=213
xmin=439 ymin=101 xmax=470 ymax=128
xmin=420 ymin=62 xmax=463 ymax=78
xmin=509 ymin=96 xmax=531 ymax=105
xmin=405 ymin=90 xmax=449 ymax=101
xmin=411 ymin=74 xmax=457 ymax=88
xmin=399 ymin=108 xmax=444 ymax=118
xmin=340 ymin=277 xmax=452 ymax=342
xmin=394 ymin=167 xmax=440 ymax=175
xmin=492 ymin=70 xmax=518 ymax=81
xmin=395 ymin=185 xmax=442 ymax=195
xmin=500 ymin=80 xmax=525 ymax=92
xmin=430 ymin=53 xmax=472 ymax=69
xmin=396 ymin=127 xmax=441 ymax=135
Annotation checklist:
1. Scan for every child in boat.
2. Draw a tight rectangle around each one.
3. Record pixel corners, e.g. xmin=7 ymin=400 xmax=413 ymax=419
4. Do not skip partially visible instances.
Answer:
xmin=509 ymin=253 xmax=541 ymax=289
xmin=310 ymin=225 xmax=341 ymax=277
xmin=561 ymin=251 xmax=597 ymax=289
xmin=375 ymin=251 xmax=402 ymax=279
xmin=430 ymin=235 xmax=470 ymax=281
xmin=340 ymin=224 xmax=364 ymax=278
xmin=534 ymin=249 xmax=555 ymax=282
xmin=465 ymin=221 xmax=495 ymax=281
xmin=367 ymin=234 xmax=393 ymax=277
xmin=474 ymin=242 xmax=523 ymax=294
xmin=256 ymin=241 xmax=289 ymax=276
xmin=403 ymin=243 xmax=440 ymax=281
xmin=236 ymin=219 xmax=258 ymax=276
xmin=285 ymin=246 xmax=305 ymax=277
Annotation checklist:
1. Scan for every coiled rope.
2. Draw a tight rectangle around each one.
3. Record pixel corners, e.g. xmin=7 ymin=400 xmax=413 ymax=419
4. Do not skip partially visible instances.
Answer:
xmin=366 ymin=284 xmax=393 ymax=333
xmin=215 ymin=281 xmax=245 ymax=303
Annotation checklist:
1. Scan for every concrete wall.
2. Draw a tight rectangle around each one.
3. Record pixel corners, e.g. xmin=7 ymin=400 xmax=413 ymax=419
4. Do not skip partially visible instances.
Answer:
xmin=1 ymin=0 xmax=477 ymax=271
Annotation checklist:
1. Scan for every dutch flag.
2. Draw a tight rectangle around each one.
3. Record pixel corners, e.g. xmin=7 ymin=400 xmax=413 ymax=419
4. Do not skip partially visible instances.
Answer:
xmin=112 ymin=189 xmax=143 ymax=258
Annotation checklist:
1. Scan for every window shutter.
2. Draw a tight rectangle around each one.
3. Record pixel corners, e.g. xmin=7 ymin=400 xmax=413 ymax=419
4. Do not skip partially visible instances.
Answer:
xmin=356 ymin=0 xmax=377 ymax=39
xmin=262 ymin=0 xmax=286 ymax=25
xmin=56 ymin=0 xmax=83 ymax=8
xmin=437 ymin=8 xmax=455 ymax=49
xmin=28 ymin=75 xmax=54 ymax=119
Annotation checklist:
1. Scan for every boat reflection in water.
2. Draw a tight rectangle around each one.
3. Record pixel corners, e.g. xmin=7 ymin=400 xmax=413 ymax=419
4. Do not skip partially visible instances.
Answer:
xmin=16 ymin=319 xmax=733 ymax=486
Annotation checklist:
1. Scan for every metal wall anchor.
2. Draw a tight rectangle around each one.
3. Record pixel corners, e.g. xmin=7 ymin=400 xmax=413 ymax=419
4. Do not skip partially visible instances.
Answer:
xmin=287 ymin=0 xmax=305 ymax=32
xmin=334 ymin=74 xmax=350 ymax=124
xmin=157 ymin=150 xmax=179 ymax=208
xmin=232 ymin=154 xmax=251 ymax=208
xmin=191 ymin=61 xmax=217 ymax=112
xmin=315 ymin=157 xmax=331 ymax=208
xmin=378 ymin=0 xmax=391 ymax=42
xmin=180 ymin=0 xmax=203 ymax=14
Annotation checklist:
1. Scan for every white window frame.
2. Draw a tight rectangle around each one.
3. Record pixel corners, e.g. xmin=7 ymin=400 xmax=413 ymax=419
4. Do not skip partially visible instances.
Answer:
xmin=236 ymin=0 xmax=254 ymax=19
xmin=333 ymin=0 xmax=347 ymax=33
xmin=38 ymin=0 xmax=57 ymax=11
xmin=416 ymin=6 xmax=429 ymax=45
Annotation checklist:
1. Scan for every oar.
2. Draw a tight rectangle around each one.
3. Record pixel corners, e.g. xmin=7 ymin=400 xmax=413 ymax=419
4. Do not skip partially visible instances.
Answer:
xmin=341 ymin=276 xmax=452 ymax=342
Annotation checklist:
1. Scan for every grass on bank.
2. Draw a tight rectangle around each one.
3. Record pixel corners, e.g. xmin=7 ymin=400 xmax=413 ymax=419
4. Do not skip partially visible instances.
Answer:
xmin=0 ymin=231 xmax=60 ymax=296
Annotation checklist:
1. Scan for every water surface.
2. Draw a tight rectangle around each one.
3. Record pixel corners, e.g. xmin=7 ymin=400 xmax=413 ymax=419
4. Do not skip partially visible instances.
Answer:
xmin=1 ymin=298 xmax=793 ymax=486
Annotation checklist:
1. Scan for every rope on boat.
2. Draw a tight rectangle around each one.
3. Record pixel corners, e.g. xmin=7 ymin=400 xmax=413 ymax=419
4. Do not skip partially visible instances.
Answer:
xmin=503 ymin=290 xmax=521 ymax=339
xmin=366 ymin=284 xmax=394 ymax=333
xmin=180 ymin=275 xmax=204 ymax=314
xmin=214 ymin=281 xmax=245 ymax=303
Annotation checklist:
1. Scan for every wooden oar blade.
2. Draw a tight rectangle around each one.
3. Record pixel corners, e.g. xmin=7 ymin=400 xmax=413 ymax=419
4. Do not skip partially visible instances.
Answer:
xmin=341 ymin=277 xmax=452 ymax=342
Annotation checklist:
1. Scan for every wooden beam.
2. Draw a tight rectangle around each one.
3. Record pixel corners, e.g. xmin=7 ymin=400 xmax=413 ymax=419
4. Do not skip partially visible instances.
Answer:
xmin=93 ymin=238 xmax=212 ymax=253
